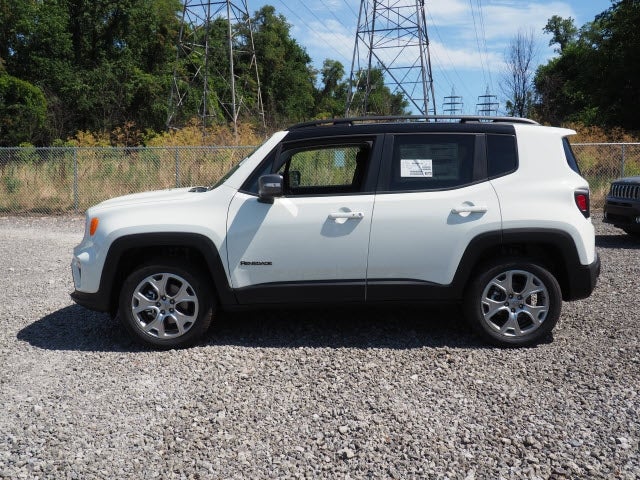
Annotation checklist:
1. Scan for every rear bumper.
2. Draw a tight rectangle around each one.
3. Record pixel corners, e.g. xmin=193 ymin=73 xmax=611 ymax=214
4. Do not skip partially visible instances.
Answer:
xmin=565 ymin=252 xmax=600 ymax=301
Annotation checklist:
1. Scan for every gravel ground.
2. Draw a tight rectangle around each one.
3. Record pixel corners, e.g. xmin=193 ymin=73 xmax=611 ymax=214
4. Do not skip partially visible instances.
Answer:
xmin=0 ymin=215 xmax=638 ymax=479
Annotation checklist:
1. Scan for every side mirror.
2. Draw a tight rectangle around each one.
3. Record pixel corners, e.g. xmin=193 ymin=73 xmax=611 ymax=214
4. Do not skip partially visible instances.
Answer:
xmin=258 ymin=174 xmax=283 ymax=203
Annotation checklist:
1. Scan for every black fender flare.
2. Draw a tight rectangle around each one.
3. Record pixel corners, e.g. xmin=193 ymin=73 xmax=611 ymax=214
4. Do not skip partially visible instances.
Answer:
xmin=89 ymin=232 xmax=236 ymax=313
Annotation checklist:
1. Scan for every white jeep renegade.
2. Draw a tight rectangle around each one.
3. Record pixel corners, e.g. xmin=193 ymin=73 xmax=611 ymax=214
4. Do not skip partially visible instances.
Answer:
xmin=71 ymin=116 xmax=600 ymax=348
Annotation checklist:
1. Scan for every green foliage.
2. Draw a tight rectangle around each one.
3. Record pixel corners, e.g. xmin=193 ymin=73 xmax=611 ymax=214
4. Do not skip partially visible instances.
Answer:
xmin=344 ymin=67 xmax=409 ymax=116
xmin=251 ymin=5 xmax=316 ymax=126
xmin=536 ymin=1 xmax=640 ymax=129
xmin=1 ymin=0 xmax=181 ymax=143
xmin=16 ymin=142 xmax=38 ymax=165
xmin=543 ymin=15 xmax=578 ymax=52
xmin=0 ymin=2 xmax=409 ymax=144
xmin=3 ymin=170 xmax=21 ymax=194
xmin=0 ymin=74 xmax=47 ymax=145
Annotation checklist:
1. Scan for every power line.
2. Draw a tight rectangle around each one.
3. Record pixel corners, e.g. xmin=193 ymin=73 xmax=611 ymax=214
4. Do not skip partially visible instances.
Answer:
xmin=475 ymin=0 xmax=493 ymax=91
xmin=274 ymin=0 xmax=348 ymax=62
xmin=318 ymin=0 xmax=351 ymax=31
xmin=468 ymin=0 xmax=488 ymax=88
xmin=342 ymin=0 xmax=358 ymax=17
xmin=424 ymin=6 xmax=474 ymax=102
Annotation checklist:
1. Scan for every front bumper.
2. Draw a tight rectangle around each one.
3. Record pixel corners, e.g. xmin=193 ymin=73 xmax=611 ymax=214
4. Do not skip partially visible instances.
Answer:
xmin=70 ymin=254 xmax=111 ymax=313
xmin=70 ymin=289 xmax=112 ymax=313
xmin=603 ymin=197 xmax=640 ymax=231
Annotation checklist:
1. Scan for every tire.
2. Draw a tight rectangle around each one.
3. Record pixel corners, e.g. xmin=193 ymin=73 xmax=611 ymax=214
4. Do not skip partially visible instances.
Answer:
xmin=118 ymin=260 xmax=214 ymax=349
xmin=464 ymin=259 xmax=561 ymax=347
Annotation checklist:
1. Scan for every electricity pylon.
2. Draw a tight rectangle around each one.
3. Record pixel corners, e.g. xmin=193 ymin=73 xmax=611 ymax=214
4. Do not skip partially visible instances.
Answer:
xmin=345 ymin=0 xmax=437 ymax=116
xmin=476 ymin=85 xmax=499 ymax=116
xmin=167 ymin=0 xmax=265 ymax=138
xmin=443 ymin=87 xmax=463 ymax=116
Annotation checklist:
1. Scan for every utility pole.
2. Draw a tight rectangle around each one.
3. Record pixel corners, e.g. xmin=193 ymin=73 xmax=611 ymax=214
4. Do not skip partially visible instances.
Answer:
xmin=345 ymin=0 xmax=437 ymax=116
xmin=167 ymin=1 xmax=265 ymax=140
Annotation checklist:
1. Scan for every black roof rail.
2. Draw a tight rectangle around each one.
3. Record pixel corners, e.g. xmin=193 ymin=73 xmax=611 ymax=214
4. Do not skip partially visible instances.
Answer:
xmin=287 ymin=115 xmax=539 ymax=130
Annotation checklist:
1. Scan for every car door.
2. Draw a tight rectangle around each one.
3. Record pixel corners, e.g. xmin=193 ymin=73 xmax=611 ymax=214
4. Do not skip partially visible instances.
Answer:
xmin=366 ymin=132 xmax=502 ymax=301
xmin=226 ymin=137 xmax=379 ymax=304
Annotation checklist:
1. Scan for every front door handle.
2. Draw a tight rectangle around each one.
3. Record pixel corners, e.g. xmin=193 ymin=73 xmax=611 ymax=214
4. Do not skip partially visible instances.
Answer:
xmin=451 ymin=205 xmax=488 ymax=214
xmin=329 ymin=211 xmax=364 ymax=220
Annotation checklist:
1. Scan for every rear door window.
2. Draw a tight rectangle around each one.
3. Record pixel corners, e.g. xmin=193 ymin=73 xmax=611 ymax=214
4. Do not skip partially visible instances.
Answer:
xmin=386 ymin=134 xmax=475 ymax=191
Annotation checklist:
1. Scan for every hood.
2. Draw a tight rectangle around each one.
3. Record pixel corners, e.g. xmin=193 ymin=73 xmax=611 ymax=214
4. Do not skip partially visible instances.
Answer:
xmin=614 ymin=176 xmax=640 ymax=184
xmin=93 ymin=186 xmax=208 ymax=211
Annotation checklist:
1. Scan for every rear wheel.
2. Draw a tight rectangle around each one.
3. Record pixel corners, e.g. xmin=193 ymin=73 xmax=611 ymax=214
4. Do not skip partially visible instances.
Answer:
xmin=464 ymin=260 xmax=561 ymax=347
xmin=119 ymin=261 xmax=214 ymax=348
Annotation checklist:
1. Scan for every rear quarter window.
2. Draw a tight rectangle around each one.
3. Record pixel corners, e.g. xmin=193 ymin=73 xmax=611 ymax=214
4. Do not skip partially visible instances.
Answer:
xmin=487 ymin=134 xmax=517 ymax=178
xmin=563 ymin=137 xmax=581 ymax=174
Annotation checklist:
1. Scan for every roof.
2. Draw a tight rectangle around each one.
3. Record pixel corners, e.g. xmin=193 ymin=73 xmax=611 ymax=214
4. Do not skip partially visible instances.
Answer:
xmin=283 ymin=115 xmax=530 ymax=141
xmin=288 ymin=115 xmax=538 ymax=130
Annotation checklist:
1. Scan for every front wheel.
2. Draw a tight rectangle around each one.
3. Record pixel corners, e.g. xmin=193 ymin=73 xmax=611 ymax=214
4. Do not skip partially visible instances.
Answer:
xmin=464 ymin=260 xmax=561 ymax=347
xmin=119 ymin=261 xmax=214 ymax=348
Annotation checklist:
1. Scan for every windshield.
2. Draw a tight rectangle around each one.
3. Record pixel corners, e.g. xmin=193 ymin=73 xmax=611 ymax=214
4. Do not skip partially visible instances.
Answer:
xmin=209 ymin=154 xmax=253 ymax=190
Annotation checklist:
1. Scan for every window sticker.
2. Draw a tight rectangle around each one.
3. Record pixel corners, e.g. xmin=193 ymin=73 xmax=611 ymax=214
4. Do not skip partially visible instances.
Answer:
xmin=401 ymin=159 xmax=433 ymax=178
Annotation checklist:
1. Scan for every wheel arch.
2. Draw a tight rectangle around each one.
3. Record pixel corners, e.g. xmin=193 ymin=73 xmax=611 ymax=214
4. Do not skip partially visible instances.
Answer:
xmin=453 ymin=228 xmax=585 ymax=301
xmin=100 ymin=232 xmax=236 ymax=315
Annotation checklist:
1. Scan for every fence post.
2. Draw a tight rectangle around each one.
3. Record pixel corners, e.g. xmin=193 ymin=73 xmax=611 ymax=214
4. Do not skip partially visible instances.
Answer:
xmin=621 ymin=143 xmax=626 ymax=177
xmin=175 ymin=148 xmax=180 ymax=188
xmin=73 ymin=148 xmax=79 ymax=213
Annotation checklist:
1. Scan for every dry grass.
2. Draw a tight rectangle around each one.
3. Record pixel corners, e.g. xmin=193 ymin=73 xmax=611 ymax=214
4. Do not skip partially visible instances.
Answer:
xmin=2 ymin=122 xmax=639 ymax=213
xmin=0 ymin=147 xmax=254 ymax=214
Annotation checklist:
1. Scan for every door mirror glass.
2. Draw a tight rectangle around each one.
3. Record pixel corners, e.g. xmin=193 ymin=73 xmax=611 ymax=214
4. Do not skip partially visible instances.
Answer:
xmin=258 ymin=174 xmax=283 ymax=203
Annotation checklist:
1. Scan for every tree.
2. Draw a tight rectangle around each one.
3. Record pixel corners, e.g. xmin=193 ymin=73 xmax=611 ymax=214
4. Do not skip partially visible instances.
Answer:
xmin=0 ymin=0 xmax=181 ymax=143
xmin=251 ymin=5 xmax=315 ymax=126
xmin=314 ymin=59 xmax=347 ymax=118
xmin=543 ymin=15 xmax=578 ymax=53
xmin=344 ymin=67 xmax=409 ymax=116
xmin=0 ymin=73 xmax=47 ymax=145
xmin=501 ymin=29 xmax=537 ymax=118
xmin=535 ymin=1 xmax=640 ymax=129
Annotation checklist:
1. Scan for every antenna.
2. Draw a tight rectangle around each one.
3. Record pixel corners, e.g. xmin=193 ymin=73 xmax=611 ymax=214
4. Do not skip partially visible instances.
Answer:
xmin=167 ymin=1 xmax=265 ymax=138
xmin=442 ymin=87 xmax=463 ymax=116
xmin=345 ymin=0 xmax=437 ymax=116
xmin=476 ymin=85 xmax=499 ymax=116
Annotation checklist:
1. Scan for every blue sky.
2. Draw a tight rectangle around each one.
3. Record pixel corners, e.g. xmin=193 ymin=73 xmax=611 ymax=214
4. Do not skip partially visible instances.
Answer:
xmin=244 ymin=0 xmax=614 ymax=115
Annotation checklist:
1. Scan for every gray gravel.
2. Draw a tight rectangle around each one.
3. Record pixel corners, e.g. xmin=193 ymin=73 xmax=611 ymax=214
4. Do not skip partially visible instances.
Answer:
xmin=0 ymin=215 xmax=638 ymax=479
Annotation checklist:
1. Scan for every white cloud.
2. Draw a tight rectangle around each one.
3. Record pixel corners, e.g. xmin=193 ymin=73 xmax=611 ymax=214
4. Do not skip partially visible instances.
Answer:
xmin=426 ymin=0 xmax=575 ymax=40
xmin=301 ymin=19 xmax=355 ymax=64
xmin=430 ymin=40 xmax=504 ymax=71
xmin=283 ymin=0 xmax=582 ymax=108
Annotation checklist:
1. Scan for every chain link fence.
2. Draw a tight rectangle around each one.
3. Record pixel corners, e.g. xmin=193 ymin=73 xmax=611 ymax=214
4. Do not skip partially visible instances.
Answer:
xmin=0 ymin=146 xmax=255 ymax=214
xmin=572 ymin=143 xmax=640 ymax=208
xmin=1 ymin=143 xmax=638 ymax=214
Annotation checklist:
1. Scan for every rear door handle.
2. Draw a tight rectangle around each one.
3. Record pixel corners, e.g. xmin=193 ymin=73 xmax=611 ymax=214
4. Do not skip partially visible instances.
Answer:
xmin=451 ymin=205 xmax=488 ymax=214
xmin=329 ymin=212 xmax=364 ymax=220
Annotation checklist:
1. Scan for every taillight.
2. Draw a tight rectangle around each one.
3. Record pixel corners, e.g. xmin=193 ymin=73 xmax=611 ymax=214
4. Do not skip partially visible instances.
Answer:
xmin=574 ymin=190 xmax=590 ymax=218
